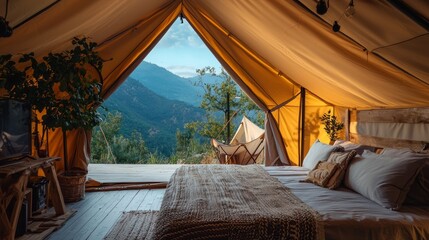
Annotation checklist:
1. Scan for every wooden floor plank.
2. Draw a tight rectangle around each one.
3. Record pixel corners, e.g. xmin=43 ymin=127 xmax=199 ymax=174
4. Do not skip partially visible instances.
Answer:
xmin=63 ymin=191 xmax=127 ymax=240
xmin=50 ymin=191 xmax=105 ymax=235
xmin=123 ymin=189 xmax=150 ymax=211
xmin=47 ymin=189 xmax=165 ymax=240
xmin=48 ymin=191 xmax=124 ymax=240
xmin=85 ymin=190 xmax=141 ymax=240
xmin=152 ymin=189 xmax=166 ymax=209
xmin=138 ymin=189 xmax=166 ymax=211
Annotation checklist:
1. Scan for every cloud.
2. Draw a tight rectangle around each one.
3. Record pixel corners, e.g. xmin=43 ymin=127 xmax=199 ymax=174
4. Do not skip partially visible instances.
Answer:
xmin=156 ymin=18 xmax=205 ymax=49
xmin=166 ymin=65 xmax=198 ymax=78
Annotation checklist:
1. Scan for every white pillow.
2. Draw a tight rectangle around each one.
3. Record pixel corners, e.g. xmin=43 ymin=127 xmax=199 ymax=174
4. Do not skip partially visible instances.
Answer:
xmin=333 ymin=140 xmax=375 ymax=155
xmin=380 ymin=148 xmax=429 ymax=206
xmin=345 ymin=150 xmax=425 ymax=210
xmin=302 ymin=139 xmax=342 ymax=169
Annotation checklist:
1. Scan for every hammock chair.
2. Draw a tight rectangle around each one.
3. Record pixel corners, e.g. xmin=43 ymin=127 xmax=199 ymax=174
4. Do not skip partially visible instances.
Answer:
xmin=211 ymin=116 xmax=265 ymax=165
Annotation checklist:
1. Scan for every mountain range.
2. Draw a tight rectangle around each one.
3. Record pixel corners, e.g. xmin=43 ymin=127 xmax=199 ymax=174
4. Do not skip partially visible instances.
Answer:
xmin=130 ymin=62 xmax=220 ymax=106
xmin=102 ymin=63 xmax=209 ymax=155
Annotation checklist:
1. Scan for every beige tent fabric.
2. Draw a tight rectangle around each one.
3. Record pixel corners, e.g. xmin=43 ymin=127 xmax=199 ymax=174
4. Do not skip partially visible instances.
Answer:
xmin=1 ymin=0 xmax=428 ymax=168
xmin=0 ymin=0 xmax=182 ymax=172
xmin=230 ymin=116 xmax=264 ymax=145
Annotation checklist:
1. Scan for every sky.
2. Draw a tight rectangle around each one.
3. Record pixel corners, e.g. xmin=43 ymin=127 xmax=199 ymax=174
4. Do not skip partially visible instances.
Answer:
xmin=144 ymin=18 xmax=222 ymax=78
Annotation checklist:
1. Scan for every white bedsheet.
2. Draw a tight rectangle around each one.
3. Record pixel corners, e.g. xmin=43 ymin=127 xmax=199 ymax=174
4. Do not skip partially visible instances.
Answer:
xmin=265 ymin=166 xmax=429 ymax=240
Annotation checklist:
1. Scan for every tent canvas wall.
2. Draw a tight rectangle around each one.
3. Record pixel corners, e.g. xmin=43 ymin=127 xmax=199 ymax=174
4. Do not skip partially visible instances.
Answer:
xmin=1 ymin=0 xmax=428 ymax=171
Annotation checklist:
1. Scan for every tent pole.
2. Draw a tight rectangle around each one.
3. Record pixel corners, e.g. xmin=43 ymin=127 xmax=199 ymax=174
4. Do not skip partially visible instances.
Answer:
xmin=299 ymin=87 xmax=306 ymax=166
xmin=227 ymin=92 xmax=230 ymax=143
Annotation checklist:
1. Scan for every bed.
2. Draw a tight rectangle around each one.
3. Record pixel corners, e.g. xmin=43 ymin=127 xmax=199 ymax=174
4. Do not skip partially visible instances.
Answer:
xmin=266 ymin=166 xmax=429 ymax=240
xmin=152 ymin=141 xmax=429 ymax=240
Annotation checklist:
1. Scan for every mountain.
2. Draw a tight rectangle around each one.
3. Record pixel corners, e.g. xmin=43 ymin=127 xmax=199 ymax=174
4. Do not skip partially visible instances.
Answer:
xmin=130 ymin=62 xmax=201 ymax=106
xmin=102 ymin=77 xmax=205 ymax=155
xmin=130 ymin=61 xmax=224 ymax=106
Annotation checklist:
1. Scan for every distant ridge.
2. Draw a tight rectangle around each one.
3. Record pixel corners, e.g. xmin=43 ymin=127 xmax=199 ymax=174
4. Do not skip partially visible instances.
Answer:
xmin=130 ymin=61 xmax=223 ymax=106
xmin=130 ymin=62 xmax=200 ymax=106
xmin=102 ymin=77 xmax=205 ymax=155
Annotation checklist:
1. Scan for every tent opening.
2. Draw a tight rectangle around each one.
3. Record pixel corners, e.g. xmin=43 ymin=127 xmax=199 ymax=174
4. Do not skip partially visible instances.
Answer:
xmin=88 ymin=17 xmax=264 ymax=186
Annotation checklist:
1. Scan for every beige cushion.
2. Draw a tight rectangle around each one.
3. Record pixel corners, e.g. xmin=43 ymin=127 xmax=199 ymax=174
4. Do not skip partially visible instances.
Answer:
xmin=344 ymin=150 xmax=425 ymax=210
xmin=302 ymin=161 xmax=339 ymax=187
xmin=302 ymin=139 xmax=343 ymax=170
xmin=325 ymin=150 xmax=357 ymax=189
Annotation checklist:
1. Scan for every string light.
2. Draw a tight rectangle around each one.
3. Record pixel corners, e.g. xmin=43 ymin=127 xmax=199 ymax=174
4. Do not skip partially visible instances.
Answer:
xmin=332 ymin=0 xmax=356 ymax=33
xmin=345 ymin=0 xmax=356 ymax=17
xmin=316 ymin=0 xmax=329 ymax=15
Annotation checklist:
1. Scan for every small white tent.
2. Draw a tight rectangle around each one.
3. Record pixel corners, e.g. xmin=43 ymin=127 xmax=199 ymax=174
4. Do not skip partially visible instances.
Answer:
xmin=212 ymin=116 xmax=264 ymax=165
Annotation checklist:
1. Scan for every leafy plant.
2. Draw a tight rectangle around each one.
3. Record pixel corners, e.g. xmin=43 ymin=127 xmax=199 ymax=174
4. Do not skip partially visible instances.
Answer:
xmin=320 ymin=110 xmax=344 ymax=142
xmin=1 ymin=37 xmax=104 ymax=172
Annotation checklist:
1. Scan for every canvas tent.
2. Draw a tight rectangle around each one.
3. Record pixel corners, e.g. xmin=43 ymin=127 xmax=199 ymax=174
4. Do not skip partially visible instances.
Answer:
xmin=0 ymin=0 xmax=428 ymax=171
xmin=212 ymin=116 xmax=264 ymax=164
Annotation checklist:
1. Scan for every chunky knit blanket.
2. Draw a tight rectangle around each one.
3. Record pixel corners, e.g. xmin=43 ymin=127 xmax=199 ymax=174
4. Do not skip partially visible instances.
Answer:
xmin=153 ymin=165 xmax=323 ymax=240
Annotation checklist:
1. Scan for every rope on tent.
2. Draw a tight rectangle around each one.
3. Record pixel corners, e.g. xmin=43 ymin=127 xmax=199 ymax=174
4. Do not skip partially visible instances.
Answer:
xmin=98 ymin=125 xmax=116 ymax=164
xmin=214 ymin=110 xmax=239 ymax=142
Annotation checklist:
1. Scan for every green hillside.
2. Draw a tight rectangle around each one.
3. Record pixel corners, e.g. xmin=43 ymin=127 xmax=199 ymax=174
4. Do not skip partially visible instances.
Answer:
xmin=130 ymin=62 xmax=201 ymax=106
xmin=102 ymin=77 xmax=205 ymax=156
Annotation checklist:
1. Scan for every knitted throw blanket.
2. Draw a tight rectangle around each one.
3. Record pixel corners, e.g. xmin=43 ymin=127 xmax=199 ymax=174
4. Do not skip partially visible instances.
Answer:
xmin=153 ymin=165 xmax=323 ymax=240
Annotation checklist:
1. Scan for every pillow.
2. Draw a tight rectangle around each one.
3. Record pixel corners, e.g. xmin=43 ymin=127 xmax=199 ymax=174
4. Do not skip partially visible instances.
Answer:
xmin=302 ymin=139 xmax=343 ymax=170
xmin=405 ymin=161 xmax=429 ymax=205
xmin=344 ymin=150 xmax=425 ymax=210
xmin=333 ymin=140 xmax=376 ymax=155
xmin=380 ymin=147 xmax=414 ymax=155
xmin=301 ymin=161 xmax=339 ymax=187
xmin=325 ymin=150 xmax=357 ymax=189
xmin=380 ymin=148 xmax=429 ymax=206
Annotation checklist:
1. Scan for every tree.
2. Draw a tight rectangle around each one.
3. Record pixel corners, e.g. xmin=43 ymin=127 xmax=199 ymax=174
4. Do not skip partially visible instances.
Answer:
xmin=188 ymin=67 xmax=263 ymax=143
xmin=91 ymin=111 xmax=122 ymax=163
xmin=91 ymin=111 xmax=149 ymax=164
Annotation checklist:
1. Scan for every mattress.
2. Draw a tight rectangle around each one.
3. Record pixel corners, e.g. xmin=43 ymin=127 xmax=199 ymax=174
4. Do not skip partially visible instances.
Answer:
xmin=265 ymin=166 xmax=429 ymax=240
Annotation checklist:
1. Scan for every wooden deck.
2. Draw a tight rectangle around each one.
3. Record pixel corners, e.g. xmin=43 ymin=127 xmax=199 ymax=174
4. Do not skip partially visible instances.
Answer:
xmin=87 ymin=164 xmax=182 ymax=183
xmin=46 ymin=164 xmax=182 ymax=239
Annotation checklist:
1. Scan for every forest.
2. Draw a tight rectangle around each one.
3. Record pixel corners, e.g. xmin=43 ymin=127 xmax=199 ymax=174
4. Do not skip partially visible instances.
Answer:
xmin=90 ymin=65 xmax=264 ymax=164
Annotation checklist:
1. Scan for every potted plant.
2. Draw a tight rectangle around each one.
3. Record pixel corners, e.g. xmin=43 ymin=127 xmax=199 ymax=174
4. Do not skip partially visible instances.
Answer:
xmin=320 ymin=110 xmax=344 ymax=144
xmin=44 ymin=37 xmax=104 ymax=202
xmin=1 ymin=37 xmax=104 ymax=202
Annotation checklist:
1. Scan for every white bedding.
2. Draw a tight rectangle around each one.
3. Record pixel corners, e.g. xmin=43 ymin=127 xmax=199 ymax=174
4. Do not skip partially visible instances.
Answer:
xmin=265 ymin=166 xmax=429 ymax=240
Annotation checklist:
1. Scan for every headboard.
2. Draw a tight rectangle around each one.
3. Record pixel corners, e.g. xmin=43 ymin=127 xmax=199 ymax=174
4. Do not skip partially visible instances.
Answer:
xmin=349 ymin=108 xmax=429 ymax=153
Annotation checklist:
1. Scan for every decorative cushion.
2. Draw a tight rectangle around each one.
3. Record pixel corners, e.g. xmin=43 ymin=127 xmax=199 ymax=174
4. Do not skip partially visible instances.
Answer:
xmin=333 ymin=140 xmax=376 ymax=155
xmin=344 ymin=150 xmax=425 ymax=210
xmin=301 ymin=161 xmax=339 ymax=187
xmin=302 ymin=139 xmax=343 ymax=170
xmin=380 ymin=148 xmax=429 ymax=206
xmin=325 ymin=150 xmax=357 ymax=189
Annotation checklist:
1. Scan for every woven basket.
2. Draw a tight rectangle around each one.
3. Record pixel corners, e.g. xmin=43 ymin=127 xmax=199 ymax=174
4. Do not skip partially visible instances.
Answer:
xmin=58 ymin=170 xmax=87 ymax=203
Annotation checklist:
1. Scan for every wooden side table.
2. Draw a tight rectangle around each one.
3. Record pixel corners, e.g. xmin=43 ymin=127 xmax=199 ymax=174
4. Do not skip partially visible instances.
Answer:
xmin=0 ymin=157 xmax=66 ymax=240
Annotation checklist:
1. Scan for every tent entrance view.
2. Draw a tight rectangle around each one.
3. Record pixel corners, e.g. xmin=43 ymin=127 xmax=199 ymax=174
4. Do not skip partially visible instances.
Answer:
xmin=211 ymin=116 xmax=265 ymax=165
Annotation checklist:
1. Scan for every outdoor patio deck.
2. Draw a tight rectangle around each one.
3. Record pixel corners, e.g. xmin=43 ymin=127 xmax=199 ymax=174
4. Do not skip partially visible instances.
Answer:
xmin=87 ymin=163 xmax=182 ymax=183
xmin=47 ymin=164 xmax=181 ymax=240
